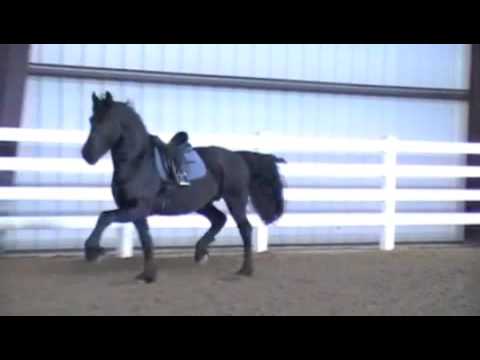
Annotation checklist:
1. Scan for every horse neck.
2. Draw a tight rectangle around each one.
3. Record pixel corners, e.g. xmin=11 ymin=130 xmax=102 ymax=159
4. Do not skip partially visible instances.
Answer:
xmin=111 ymin=116 xmax=151 ymax=181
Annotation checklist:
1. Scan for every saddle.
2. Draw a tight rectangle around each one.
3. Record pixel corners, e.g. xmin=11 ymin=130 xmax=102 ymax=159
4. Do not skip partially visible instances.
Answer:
xmin=152 ymin=132 xmax=207 ymax=185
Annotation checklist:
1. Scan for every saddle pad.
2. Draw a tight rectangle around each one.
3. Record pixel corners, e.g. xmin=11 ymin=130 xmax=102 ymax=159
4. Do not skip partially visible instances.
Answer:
xmin=154 ymin=145 xmax=207 ymax=182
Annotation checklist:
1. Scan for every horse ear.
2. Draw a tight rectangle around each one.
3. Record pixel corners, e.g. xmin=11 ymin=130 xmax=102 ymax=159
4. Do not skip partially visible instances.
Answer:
xmin=105 ymin=91 xmax=113 ymax=106
xmin=92 ymin=92 xmax=99 ymax=107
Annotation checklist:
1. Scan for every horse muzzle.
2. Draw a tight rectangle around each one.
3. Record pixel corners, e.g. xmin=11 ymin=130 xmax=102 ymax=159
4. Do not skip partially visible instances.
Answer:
xmin=81 ymin=145 xmax=98 ymax=165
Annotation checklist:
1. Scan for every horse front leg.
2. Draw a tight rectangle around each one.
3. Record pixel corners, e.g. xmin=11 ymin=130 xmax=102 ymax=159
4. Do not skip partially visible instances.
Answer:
xmin=84 ymin=203 xmax=151 ymax=263
xmin=133 ymin=218 xmax=157 ymax=283
xmin=84 ymin=210 xmax=112 ymax=262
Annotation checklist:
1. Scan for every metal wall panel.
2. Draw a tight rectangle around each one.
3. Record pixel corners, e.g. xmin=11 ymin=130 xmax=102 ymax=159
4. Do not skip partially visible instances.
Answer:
xmin=4 ymin=44 xmax=469 ymax=251
xmin=30 ymin=44 xmax=471 ymax=89
xmin=5 ymin=74 xmax=468 ymax=250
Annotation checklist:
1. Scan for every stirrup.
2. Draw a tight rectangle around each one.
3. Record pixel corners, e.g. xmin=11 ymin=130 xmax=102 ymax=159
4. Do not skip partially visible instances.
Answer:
xmin=177 ymin=176 xmax=191 ymax=187
xmin=174 ymin=171 xmax=190 ymax=187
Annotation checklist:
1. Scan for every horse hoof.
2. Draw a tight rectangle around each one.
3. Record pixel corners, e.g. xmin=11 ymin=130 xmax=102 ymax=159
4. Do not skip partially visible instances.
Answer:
xmin=198 ymin=254 xmax=209 ymax=265
xmin=85 ymin=246 xmax=106 ymax=262
xmin=136 ymin=262 xmax=157 ymax=284
xmin=236 ymin=266 xmax=253 ymax=277
xmin=135 ymin=271 xmax=156 ymax=284
xmin=194 ymin=247 xmax=209 ymax=264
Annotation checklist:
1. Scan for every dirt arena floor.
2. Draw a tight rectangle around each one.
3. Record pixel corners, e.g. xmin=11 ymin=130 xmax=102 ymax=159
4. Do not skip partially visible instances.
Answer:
xmin=1 ymin=245 xmax=479 ymax=315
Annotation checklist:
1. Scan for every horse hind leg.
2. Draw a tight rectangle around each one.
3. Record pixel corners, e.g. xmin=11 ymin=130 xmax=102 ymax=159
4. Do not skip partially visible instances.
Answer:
xmin=224 ymin=193 xmax=253 ymax=276
xmin=194 ymin=203 xmax=227 ymax=264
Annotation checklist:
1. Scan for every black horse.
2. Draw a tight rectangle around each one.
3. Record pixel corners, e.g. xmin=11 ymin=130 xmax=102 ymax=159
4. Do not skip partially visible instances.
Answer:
xmin=81 ymin=91 xmax=285 ymax=283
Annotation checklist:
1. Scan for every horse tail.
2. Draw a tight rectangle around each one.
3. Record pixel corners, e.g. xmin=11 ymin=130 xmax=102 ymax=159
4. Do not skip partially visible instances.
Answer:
xmin=236 ymin=151 xmax=286 ymax=225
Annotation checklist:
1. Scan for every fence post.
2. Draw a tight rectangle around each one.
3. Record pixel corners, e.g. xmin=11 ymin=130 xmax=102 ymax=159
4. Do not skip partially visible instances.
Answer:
xmin=118 ymin=223 xmax=135 ymax=258
xmin=252 ymin=131 xmax=270 ymax=253
xmin=381 ymin=136 xmax=397 ymax=251
xmin=254 ymin=222 xmax=269 ymax=253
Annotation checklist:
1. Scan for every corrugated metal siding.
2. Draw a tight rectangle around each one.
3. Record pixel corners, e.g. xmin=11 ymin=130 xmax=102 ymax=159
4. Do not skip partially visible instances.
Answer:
xmin=30 ymin=44 xmax=471 ymax=89
xmin=9 ymin=80 xmax=467 ymax=250
xmin=2 ymin=44 xmax=471 ymax=251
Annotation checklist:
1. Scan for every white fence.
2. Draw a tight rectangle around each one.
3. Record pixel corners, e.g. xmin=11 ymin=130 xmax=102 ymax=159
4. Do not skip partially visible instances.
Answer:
xmin=1 ymin=127 xmax=480 ymax=257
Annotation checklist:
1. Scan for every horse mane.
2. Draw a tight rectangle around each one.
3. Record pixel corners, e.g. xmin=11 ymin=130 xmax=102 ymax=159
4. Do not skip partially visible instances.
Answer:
xmin=122 ymin=100 xmax=142 ymax=121
xmin=117 ymin=99 xmax=148 ymax=135
xmin=97 ymin=92 xmax=147 ymax=135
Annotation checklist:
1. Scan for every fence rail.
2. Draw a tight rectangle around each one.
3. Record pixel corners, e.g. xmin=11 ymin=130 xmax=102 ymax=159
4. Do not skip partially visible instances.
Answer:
xmin=3 ymin=187 xmax=480 ymax=202
xmin=1 ymin=127 xmax=479 ymax=255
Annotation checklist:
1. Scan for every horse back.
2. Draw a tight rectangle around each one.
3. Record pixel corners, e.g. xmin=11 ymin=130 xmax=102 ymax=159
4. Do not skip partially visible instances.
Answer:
xmin=193 ymin=146 xmax=251 ymax=192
